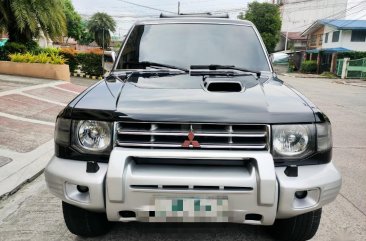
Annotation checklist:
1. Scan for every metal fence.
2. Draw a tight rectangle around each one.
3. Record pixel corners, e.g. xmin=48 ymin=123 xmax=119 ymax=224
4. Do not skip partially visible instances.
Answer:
xmin=336 ymin=58 xmax=366 ymax=79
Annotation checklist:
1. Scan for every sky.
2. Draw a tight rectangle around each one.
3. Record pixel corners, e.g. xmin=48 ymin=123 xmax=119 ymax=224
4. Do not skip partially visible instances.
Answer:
xmin=71 ymin=0 xmax=366 ymax=38
xmin=71 ymin=0 xmax=261 ymax=37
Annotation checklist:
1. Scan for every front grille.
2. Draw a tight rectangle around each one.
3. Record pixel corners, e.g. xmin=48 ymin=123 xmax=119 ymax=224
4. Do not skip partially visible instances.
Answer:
xmin=116 ymin=122 xmax=269 ymax=151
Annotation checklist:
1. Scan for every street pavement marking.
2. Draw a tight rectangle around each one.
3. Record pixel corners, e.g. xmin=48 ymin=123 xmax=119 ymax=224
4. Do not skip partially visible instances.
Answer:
xmin=0 ymin=112 xmax=55 ymax=126
xmin=19 ymin=92 xmax=65 ymax=106
xmin=52 ymin=86 xmax=80 ymax=95
xmin=0 ymin=81 xmax=63 ymax=97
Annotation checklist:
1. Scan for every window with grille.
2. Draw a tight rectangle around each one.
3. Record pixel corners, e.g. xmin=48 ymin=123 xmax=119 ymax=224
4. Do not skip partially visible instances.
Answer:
xmin=351 ymin=30 xmax=366 ymax=42
xmin=332 ymin=31 xmax=340 ymax=42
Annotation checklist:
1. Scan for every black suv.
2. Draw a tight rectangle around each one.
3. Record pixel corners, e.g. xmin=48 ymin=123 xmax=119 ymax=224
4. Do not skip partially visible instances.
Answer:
xmin=45 ymin=15 xmax=341 ymax=241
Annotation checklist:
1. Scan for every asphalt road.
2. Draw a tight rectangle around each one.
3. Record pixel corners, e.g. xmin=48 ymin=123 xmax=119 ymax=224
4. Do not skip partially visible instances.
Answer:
xmin=0 ymin=76 xmax=365 ymax=241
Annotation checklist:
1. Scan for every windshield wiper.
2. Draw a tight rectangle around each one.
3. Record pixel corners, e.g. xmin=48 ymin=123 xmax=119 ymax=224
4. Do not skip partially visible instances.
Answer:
xmin=138 ymin=61 xmax=189 ymax=73
xmin=190 ymin=65 xmax=261 ymax=78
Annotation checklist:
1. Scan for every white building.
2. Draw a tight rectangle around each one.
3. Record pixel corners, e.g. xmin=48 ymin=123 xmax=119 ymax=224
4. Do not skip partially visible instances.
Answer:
xmin=273 ymin=0 xmax=366 ymax=33
xmin=322 ymin=21 xmax=366 ymax=51
xmin=302 ymin=19 xmax=366 ymax=52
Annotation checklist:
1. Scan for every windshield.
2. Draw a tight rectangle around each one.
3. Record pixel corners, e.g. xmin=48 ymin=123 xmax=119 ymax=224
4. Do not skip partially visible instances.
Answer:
xmin=116 ymin=23 xmax=271 ymax=72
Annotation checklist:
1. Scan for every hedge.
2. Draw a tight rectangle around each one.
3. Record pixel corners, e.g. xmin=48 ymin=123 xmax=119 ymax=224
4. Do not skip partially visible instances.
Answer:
xmin=76 ymin=53 xmax=103 ymax=77
xmin=1 ymin=41 xmax=104 ymax=77
xmin=300 ymin=60 xmax=317 ymax=73
xmin=337 ymin=51 xmax=366 ymax=60
xmin=9 ymin=52 xmax=66 ymax=65
xmin=60 ymin=48 xmax=78 ymax=73
xmin=0 ymin=41 xmax=40 ymax=61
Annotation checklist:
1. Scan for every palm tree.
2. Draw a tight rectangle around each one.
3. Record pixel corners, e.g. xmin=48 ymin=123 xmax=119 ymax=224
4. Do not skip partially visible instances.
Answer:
xmin=0 ymin=0 xmax=66 ymax=43
xmin=87 ymin=12 xmax=116 ymax=49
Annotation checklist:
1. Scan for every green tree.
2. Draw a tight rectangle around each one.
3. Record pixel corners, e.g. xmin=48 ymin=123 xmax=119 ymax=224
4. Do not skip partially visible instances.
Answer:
xmin=78 ymin=20 xmax=94 ymax=45
xmin=0 ymin=0 xmax=67 ymax=43
xmin=63 ymin=0 xmax=83 ymax=42
xmin=239 ymin=2 xmax=281 ymax=53
xmin=87 ymin=12 xmax=116 ymax=49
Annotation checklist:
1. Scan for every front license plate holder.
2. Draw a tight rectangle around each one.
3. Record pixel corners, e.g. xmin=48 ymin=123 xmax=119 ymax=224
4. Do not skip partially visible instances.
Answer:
xmin=152 ymin=197 xmax=229 ymax=222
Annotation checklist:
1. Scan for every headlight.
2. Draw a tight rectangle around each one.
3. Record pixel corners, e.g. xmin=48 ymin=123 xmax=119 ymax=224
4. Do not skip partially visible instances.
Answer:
xmin=74 ymin=120 xmax=112 ymax=153
xmin=272 ymin=124 xmax=315 ymax=158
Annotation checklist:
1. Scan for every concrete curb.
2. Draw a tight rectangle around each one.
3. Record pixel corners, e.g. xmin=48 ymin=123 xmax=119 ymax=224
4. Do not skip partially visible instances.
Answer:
xmin=0 ymin=140 xmax=54 ymax=199
xmin=73 ymin=73 xmax=103 ymax=80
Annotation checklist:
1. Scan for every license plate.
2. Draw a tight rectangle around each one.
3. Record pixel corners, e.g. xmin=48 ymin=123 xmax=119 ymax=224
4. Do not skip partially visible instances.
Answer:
xmin=153 ymin=198 xmax=229 ymax=222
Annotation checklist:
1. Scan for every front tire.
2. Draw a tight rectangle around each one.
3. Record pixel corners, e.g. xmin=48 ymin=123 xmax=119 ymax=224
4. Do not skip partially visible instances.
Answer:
xmin=269 ymin=209 xmax=322 ymax=241
xmin=62 ymin=201 xmax=111 ymax=237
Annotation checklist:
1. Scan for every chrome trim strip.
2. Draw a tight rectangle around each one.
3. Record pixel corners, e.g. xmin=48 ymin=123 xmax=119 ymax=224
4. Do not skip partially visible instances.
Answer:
xmin=117 ymin=130 xmax=267 ymax=138
xmin=116 ymin=141 xmax=267 ymax=149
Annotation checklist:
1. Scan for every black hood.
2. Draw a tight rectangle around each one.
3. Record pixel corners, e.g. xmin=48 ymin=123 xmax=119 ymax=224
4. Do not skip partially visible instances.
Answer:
xmin=111 ymin=75 xmax=315 ymax=124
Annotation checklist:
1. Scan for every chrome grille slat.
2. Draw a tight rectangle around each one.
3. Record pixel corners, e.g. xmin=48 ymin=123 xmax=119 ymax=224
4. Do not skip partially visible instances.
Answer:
xmin=117 ymin=130 xmax=266 ymax=137
xmin=116 ymin=122 xmax=269 ymax=151
xmin=116 ymin=141 xmax=267 ymax=149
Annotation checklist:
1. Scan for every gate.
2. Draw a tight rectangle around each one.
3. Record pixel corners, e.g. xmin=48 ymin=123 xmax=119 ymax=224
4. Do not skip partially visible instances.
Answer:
xmin=336 ymin=58 xmax=366 ymax=79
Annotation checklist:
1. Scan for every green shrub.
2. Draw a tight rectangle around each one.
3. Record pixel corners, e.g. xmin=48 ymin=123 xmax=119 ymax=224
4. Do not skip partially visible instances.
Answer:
xmin=337 ymin=51 xmax=366 ymax=60
xmin=34 ymin=47 xmax=60 ymax=56
xmin=9 ymin=52 xmax=66 ymax=65
xmin=76 ymin=53 xmax=103 ymax=76
xmin=301 ymin=60 xmax=317 ymax=73
xmin=60 ymin=48 xmax=78 ymax=73
xmin=0 ymin=42 xmax=27 ymax=60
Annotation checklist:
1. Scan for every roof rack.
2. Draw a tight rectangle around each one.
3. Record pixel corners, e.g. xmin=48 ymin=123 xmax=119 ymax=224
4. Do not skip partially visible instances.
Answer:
xmin=160 ymin=13 xmax=229 ymax=19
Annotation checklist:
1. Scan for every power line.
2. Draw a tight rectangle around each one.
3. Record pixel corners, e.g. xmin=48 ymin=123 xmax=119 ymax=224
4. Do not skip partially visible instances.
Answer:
xmin=287 ymin=0 xmax=366 ymax=32
xmin=116 ymin=0 xmax=176 ymax=14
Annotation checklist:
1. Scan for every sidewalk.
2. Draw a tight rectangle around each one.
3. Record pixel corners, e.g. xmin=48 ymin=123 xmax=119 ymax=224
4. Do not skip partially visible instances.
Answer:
xmin=280 ymin=72 xmax=366 ymax=87
xmin=0 ymin=74 xmax=96 ymax=198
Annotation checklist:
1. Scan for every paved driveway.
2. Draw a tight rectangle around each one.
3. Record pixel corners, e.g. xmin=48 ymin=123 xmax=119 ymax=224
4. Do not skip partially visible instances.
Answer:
xmin=0 ymin=74 xmax=95 ymax=196
xmin=0 ymin=76 xmax=365 ymax=241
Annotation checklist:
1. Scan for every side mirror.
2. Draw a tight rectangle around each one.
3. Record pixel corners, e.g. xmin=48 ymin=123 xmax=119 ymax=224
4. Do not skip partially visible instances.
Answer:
xmin=103 ymin=51 xmax=116 ymax=73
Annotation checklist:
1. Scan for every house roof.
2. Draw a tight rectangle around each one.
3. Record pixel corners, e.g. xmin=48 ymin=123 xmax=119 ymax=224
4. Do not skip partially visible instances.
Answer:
xmin=320 ymin=19 xmax=366 ymax=30
xmin=306 ymin=47 xmax=350 ymax=54
xmin=301 ymin=19 xmax=366 ymax=36
xmin=281 ymin=32 xmax=307 ymax=40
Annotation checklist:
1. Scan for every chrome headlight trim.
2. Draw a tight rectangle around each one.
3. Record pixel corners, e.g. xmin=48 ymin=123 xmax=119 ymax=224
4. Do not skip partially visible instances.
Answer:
xmin=72 ymin=120 xmax=113 ymax=154
xmin=272 ymin=124 xmax=316 ymax=159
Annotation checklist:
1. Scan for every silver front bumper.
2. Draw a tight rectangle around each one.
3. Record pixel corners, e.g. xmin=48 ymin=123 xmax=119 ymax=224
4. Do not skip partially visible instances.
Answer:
xmin=44 ymin=147 xmax=341 ymax=225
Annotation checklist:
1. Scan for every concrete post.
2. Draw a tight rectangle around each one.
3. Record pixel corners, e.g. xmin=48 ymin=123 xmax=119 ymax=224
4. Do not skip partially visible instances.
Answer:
xmin=341 ymin=58 xmax=350 ymax=79
xmin=330 ymin=53 xmax=337 ymax=73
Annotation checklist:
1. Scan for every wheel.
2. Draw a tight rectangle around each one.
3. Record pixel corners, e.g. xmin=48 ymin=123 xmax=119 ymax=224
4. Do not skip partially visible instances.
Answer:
xmin=269 ymin=209 xmax=322 ymax=241
xmin=62 ymin=201 xmax=111 ymax=237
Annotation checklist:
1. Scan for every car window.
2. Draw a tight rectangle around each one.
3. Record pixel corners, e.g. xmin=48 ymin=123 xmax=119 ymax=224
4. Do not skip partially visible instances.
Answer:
xmin=116 ymin=23 xmax=270 ymax=72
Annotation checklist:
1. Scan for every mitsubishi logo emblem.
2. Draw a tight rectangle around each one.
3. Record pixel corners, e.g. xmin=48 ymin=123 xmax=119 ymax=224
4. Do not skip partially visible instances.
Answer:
xmin=182 ymin=131 xmax=201 ymax=148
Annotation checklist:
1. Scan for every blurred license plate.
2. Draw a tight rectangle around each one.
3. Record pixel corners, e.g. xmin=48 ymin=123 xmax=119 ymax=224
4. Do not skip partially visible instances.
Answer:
xmin=153 ymin=198 xmax=229 ymax=221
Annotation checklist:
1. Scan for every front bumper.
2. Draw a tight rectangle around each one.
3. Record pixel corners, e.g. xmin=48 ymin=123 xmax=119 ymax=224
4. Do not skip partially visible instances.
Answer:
xmin=44 ymin=148 xmax=341 ymax=224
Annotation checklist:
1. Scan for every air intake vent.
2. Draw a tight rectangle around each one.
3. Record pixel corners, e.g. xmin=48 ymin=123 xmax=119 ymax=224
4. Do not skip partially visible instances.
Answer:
xmin=206 ymin=82 xmax=243 ymax=92
xmin=116 ymin=122 xmax=269 ymax=151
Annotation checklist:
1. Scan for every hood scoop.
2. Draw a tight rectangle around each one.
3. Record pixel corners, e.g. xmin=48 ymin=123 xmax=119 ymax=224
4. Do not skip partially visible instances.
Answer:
xmin=204 ymin=80 xmax=244 ymax=92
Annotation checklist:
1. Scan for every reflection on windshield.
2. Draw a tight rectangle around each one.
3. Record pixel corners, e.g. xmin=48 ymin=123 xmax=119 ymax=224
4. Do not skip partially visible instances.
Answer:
xmin=117 ymin=24 xmax=270 ymax=72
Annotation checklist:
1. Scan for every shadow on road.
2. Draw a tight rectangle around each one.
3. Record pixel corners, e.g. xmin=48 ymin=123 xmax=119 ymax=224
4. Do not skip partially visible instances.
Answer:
xmin=75 ymin=222 xmax=274 ymax=241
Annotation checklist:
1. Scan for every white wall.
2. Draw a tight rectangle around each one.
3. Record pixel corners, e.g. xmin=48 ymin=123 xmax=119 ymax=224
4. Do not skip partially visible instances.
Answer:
xmin=322 ymin=25 xmax=366 ymax=51
xmin=280 ymin=0 xmax=348 ymax=32
xmin=346 ymin=0 xmax=366 ymax=20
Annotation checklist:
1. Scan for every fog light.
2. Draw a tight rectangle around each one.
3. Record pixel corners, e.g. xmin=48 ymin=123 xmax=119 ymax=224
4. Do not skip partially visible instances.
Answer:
xmin=295 ymin=190 xmax=308 ymax=199
xmin=77 ymin=185 xmax=89 ymax=193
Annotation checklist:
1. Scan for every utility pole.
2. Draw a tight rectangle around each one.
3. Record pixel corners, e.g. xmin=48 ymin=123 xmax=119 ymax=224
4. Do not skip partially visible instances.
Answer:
xmin=178 ymin=1 xmax=180 ymax=15
xmin=285 ymin=31 xmax=288 ymax=51
xmin=102 ymin=28 xmax=105 ymax=73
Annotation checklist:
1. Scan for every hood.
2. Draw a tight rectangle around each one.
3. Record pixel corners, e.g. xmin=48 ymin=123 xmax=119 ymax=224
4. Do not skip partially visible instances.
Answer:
xmin=115 ymin=75 xmax=315 ymax=124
